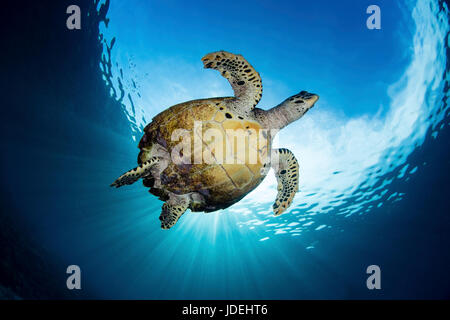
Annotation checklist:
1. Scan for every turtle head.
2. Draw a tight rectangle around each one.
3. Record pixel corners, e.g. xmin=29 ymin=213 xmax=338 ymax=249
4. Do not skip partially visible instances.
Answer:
xmin=296 ymin=91 xmax=319 ymax=110
xmin=256 ymin=90 xmax=319 ymax=130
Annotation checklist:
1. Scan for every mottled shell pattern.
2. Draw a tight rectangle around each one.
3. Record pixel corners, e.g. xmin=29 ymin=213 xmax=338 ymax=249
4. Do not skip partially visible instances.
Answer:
xmin=138 ymin=97 xmax=270 ymax=212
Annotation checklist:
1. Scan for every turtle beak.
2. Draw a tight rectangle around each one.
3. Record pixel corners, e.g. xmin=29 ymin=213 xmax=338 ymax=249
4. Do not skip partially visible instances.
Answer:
xmin=308 ymin=94 xmax=319 ymax=103
xmin=308 ymin=94 xmax=319 ymax=106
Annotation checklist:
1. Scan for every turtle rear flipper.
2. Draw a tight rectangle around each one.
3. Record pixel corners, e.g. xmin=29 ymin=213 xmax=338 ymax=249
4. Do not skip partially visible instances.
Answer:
xmin=272 ymin=148 xmax=299 ymax=216
xmin=159 ymin=195 xmax=190 ymax=229
xmin=111 ymin=157 xmax=159 ymax=188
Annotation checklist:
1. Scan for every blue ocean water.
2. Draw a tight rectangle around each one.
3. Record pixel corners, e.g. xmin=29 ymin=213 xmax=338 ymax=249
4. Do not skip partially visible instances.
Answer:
xmin=1 ymin=0 xmax=449 ymax=299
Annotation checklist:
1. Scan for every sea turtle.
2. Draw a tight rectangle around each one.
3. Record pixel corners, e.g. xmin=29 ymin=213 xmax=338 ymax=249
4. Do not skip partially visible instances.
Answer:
xmin=111 ymin=51 xmax=319 ymax=229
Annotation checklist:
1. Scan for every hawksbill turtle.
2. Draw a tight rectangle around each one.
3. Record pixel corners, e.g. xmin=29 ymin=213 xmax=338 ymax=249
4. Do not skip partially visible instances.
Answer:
xmin=111 ymin=51 xmax=319 ymax=229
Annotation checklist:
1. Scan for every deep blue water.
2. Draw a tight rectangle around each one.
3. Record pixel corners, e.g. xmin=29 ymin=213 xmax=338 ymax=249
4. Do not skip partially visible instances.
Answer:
xmin=1 ymin=0 xmax=449 ymax=299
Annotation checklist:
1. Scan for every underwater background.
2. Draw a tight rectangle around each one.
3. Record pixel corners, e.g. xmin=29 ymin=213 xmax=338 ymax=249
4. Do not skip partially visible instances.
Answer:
xmin=1 ymin=0 xmax=449 ymax=299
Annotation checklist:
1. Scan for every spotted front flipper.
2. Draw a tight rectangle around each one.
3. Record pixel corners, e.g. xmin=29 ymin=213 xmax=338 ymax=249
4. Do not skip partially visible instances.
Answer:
xmin=110 ymin=157 xmax=159 ymax=188
xmin=159 ymin=196 xmax=190 ymax=230
xmin=272 ymin=148 xmax=299 ymax=216
xmin=201 ymin=51 xmax=263 ymax=112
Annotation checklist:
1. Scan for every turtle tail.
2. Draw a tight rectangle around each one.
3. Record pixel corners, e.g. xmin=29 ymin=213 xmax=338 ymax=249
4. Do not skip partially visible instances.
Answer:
xmin=110 ymin=157 xmax=159 ymax=188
